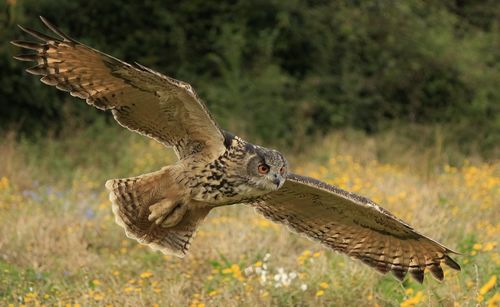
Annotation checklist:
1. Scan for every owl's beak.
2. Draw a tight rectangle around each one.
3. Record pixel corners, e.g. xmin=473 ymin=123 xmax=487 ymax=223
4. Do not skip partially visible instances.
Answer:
xmin=272 ymin=174 xmax=284 ymax=188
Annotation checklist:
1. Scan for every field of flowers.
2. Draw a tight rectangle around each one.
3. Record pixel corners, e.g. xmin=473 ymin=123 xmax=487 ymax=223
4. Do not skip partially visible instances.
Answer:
xmin=0 ymin=127 xmax=498 ymax=306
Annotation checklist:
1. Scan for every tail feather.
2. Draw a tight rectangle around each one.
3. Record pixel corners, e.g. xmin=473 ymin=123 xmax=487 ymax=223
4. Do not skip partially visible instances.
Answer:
xmin=105 ymin=168 xmax=210 ymax=257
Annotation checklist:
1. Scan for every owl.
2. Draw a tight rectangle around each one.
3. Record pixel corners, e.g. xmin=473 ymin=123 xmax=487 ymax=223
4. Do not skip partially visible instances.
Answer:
xmin=12 ymin=17 xmax=460 ymax=283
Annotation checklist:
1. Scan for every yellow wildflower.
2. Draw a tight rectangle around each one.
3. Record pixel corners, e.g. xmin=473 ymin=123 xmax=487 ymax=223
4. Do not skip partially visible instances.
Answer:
xmin=140 ymin=271 xmax=153 ymax=279
xmin=231 ymin=264 xmax=240 ymax=271
xmin=24 ymin=292 xmax=37 ymax=303
xmin=230 ymin=264 xmax=244 ymax=281
xmin=487 ymin=293 xmax=500 ymax=307
xmin=123 ymin=287 xmax=134 ymax=293
xmin=478 ymin=276 xmax=497 ymax=303
xmin=316 ymin=290 xmax=325 ymax=297
xmin=400 ymin=291 xmax=425 ymax=307
xmin=92 ymin=279 xmax=101 ymax=286
xmin=93 ymin=292 xmax=104 ymax=301
xmin=466 ymin=280 xmax=474 ymax=289
xmin=0 ymin=177 xmax=9 ymax=189
xmin=319 ymin=282 xmax=329 ymax=289
xmin=483 ymin=242 xmax=496 ymax=252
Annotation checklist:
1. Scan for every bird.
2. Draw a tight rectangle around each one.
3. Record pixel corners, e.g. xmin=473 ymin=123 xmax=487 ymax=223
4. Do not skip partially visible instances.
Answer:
xmin=12 ymin=17 xmax=461 ymax=283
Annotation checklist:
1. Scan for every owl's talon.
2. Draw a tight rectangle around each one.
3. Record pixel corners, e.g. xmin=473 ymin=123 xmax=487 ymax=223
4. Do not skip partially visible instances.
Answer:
xmin=148 ymin=200 xmax=175 ymax=222
xmin=148 ymin=200 xmax=187 ymax=228
xmin=161 ymin=204 xmax=187 ymax=228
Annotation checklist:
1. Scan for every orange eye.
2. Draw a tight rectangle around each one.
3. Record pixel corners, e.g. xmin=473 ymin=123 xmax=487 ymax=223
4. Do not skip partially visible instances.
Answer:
xmin=280 ymin=166 xmax=286 ymax=175
xmin=257 ymin=164 xmax=270 ymax=174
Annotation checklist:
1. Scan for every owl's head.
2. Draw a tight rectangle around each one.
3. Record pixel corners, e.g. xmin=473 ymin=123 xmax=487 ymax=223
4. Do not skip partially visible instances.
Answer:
xmin=245 ymin=146 xmax=288 ymax=191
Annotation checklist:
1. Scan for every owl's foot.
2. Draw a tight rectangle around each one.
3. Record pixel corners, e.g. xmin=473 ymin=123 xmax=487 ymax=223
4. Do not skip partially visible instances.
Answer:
xmin=148 ymin=199 xmax=187 ymax=228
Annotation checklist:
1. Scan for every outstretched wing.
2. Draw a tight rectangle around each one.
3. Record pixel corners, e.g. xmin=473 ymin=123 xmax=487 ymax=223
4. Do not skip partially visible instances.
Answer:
xmin=11 ymin=17 xmax=225 ymax=161
xmin=248 ymin=173 xmax=460 ymax=283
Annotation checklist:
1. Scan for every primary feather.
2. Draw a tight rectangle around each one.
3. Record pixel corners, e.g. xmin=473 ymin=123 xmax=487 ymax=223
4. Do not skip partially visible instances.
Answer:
xmin=12 ymin=17 xmax=225 ymax=161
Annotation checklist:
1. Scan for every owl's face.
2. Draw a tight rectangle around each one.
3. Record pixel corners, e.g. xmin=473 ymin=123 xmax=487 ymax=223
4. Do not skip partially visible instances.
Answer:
xmin=245 ymin=146 xmax=288 ymax=192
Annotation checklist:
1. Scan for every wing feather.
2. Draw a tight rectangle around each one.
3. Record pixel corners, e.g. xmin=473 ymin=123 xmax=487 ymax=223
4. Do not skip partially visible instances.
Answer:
xmin=12 ymin=17 xmax=225 ymax=160
xmin=248 ymin=173 xmax=460 ymax=283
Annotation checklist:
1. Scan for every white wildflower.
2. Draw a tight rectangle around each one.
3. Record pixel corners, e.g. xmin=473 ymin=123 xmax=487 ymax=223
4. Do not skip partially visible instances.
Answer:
xmin=260 ymin=271 xmax=267 ymax=284
xmin=244 ymin=266 xmax=253 ymax=276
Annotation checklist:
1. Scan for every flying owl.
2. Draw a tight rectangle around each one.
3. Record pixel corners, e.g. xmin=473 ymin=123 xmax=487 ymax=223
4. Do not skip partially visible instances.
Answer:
xmin=12 ymin=17 xmax=460 ymax=283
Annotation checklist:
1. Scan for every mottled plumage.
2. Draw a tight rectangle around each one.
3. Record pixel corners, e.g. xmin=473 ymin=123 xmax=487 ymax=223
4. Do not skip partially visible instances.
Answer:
xmin=12 ymin=17 xmax=460 ymax=283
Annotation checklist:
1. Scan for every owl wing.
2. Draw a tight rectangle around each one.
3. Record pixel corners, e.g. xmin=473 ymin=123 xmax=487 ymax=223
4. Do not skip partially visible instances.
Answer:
xmin=248 ymin=173 xmax=460 ymax=283
xmin=11 ymin=17 xmax=225 ymax=161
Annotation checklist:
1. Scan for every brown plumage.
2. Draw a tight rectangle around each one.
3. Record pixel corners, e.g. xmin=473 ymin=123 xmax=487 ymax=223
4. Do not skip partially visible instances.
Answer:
xmin=12 ymin=17 xmax=225 ymax=161
xmin=250 ymin=174 xmax=460 ymax=282
xmin=12 ymin=17 xmax=460 ymax=283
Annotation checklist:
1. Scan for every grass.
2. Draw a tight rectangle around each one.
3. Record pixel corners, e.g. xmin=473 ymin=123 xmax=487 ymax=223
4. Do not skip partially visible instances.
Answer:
xmin=0 ymin=123 xmax=498 ymax=306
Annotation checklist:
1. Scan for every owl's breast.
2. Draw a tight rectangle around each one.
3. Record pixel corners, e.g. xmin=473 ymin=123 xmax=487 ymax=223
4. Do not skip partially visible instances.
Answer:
xmin=183 ymin=136 xmax=268 ymax=204
xmin=188 ymin=173 xmax=266 ymax=205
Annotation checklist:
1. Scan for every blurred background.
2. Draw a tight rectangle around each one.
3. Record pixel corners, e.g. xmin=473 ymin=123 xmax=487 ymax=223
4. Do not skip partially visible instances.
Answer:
xmin=1 ymin=0 xmax=499 ymax=158
xmin=0 ymin=1 xmax=499 ymax=306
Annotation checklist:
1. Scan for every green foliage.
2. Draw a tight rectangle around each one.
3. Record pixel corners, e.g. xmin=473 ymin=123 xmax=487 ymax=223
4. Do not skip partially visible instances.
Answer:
xmin=0 ymin=0 xmax=498 ymax=155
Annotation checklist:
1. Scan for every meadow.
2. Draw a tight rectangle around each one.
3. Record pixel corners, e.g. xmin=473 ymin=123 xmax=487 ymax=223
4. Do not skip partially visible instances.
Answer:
xmin=0 ymin=124 xmax=498 ymax=306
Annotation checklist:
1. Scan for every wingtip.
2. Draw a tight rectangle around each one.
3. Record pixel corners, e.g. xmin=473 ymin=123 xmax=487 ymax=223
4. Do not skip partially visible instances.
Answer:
xmin=445 ymin=246 xmax=463 ymax=255
xmin=429 ymin=265 xmax=444 ymax=282
xmin=17 ymin=24 xmax=30 ymax=36
xmin=13 ymin=54 xmax=38 ymax=62
xmin=38 ymin=16 xmax=73 ymax=42
xmin=39 ymin=15 xmax=54 ymax=29
xmin=391 ymin=269 xmax=407 ymax=282
xmin=409 ymin=269 xmax=425 ymax=284
xmin=10 ymin=40 xmax=40 ymax=50
xmin=444 ymin=255 xmax=461 ymax=271
xmin=25 ymin=65 xmax=46 ymax=75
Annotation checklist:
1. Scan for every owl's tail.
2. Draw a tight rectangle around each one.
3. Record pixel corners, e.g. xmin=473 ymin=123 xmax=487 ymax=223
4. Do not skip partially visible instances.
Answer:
xmin=105 ymin=167 xmax=211 ymax=257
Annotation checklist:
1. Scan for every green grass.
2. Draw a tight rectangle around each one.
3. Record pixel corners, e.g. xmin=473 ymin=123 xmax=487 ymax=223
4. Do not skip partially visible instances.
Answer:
xmin=0 ymin=125 xmax=498 ymax=306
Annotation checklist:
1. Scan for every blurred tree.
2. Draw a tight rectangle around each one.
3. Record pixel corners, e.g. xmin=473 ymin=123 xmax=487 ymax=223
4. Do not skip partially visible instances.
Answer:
xmin=0 ymin=0 xmax=498 ymax=154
